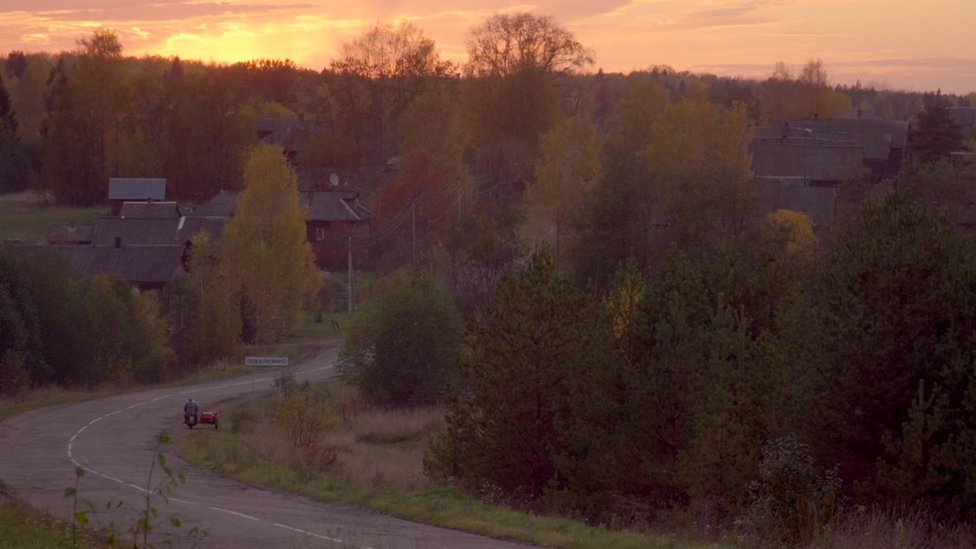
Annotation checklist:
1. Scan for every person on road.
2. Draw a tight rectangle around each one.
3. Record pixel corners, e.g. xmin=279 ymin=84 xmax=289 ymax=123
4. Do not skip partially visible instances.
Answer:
xmin=184 ymin=398 xmax=199 ymax=422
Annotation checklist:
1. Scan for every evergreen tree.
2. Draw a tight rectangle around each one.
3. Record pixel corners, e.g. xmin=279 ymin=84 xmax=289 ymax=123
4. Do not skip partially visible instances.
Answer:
xmin=912 ymin=99 xmax=966 ymax=166
xmin=427 ymin=249 xmax=612 ymax=499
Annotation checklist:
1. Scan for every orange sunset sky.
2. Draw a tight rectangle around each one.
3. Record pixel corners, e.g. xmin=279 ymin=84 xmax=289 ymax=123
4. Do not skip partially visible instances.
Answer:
xmin=1 ymin=0 xmax=974 ymax=95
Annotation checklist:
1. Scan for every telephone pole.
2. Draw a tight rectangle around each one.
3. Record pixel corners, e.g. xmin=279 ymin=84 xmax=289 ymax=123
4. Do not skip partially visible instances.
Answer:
xmin=347 ymin=236 xmax=353 ymax=314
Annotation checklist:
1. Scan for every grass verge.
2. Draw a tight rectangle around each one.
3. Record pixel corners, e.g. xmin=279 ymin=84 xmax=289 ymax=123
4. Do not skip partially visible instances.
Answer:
xmin=0 ymin=492 xmax=111 ymax=549
xmin=179 ymin=390 xmax=724 ymax=549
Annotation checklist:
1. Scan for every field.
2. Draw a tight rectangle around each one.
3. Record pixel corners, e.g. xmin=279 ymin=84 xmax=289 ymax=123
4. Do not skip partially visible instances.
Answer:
xmin=0 ymin=191 xmax=105 ymax=244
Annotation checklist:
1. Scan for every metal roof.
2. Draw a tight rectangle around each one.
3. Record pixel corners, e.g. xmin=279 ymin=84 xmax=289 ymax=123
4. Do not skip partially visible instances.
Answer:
xmin=107 ymin=178 xmax=166 ymax=201
xmin=44 ymin=245 xmax=184 ymax=285
xmin=47 ymin=224 xmax=93 ymax=245
xmin=119 ymin=201 xmax=181 ymax=219
xmin=91 ymin=218 xmax=182 ymax=246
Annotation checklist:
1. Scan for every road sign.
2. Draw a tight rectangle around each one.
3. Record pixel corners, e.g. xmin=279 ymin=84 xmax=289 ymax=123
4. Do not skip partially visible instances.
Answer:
xmin=245 ymin=356 xmax=288 ymax=367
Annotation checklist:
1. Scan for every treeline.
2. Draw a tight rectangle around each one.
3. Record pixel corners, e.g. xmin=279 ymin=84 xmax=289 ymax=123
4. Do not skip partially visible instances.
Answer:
xmin=341 ymin=159 xmax=976 ymax=543
xmin=0 ymin=246 xmax=169 ymax=392
xmin=1 ymin=20 xmax=973 ymax=206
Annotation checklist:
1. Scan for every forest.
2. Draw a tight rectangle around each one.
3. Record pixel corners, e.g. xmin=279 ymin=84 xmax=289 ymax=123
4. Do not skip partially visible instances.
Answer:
xmin=3 ymin=12 xmax=976 ymax=546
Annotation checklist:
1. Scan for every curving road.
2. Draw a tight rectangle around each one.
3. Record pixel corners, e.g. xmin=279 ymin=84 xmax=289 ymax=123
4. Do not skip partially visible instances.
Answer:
xmin=0 ymin=343 xmax=528 ymax=548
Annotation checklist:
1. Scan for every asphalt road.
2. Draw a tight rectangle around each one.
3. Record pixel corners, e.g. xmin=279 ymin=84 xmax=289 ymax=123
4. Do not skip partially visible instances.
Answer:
xmin=0 ymin=343 xmax=529 ymax=548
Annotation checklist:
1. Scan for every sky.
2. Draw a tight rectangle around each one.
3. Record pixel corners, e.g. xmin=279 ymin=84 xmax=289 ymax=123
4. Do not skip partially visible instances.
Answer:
xmin=1 ymin=0 xmax=974 ymax=95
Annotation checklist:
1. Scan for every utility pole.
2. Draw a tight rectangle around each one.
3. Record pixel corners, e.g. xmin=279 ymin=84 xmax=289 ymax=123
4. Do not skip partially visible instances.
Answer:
xmin=347 ymin=236 xmax=353 ymax=314
xmin=411 ymin=200 xmax=417 ymax=265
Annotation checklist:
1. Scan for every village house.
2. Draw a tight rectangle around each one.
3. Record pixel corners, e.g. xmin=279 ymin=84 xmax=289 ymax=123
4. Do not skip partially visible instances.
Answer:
xmin=107 ymin=177 xmax=167 ymax=216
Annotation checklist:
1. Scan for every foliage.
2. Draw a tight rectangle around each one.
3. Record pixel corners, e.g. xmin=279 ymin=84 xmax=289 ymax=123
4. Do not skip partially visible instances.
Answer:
xmin=462 ymin=12 xmax=592 ymax=150
xmin=757 ymin=60 xmax=851 ymax=123
xmin=340 ymin=269 xmax=462 ymax=407
xmin=525 ymin=114 xmax=603 ymax=267
xmin=161 ymin=232 xmax=240 ymax=367
xmin=737 ymin=434 xmax=841 ymax=545
xmin=427 ymin=249 xmax=613 ymax=501
xmin=816 ymin=192 xmax=976 ymax=489
xmin=443 ymin=208 xmax=526 ymax=319
xmin=912 ymin=99 xmax=967 ymax=166
xmin=221 ymin=144 xmax=320 ymax=343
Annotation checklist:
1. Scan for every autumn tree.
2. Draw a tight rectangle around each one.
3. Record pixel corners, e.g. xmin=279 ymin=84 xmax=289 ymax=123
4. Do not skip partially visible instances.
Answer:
xmin=43 ymin=29 xmax=126 ymax=205
xmin=462 ymin=13 xmax=592 ymax=153
xmin=162 ymin=232 xmax=241 ymax=367
xmin=328 ymin=22 xmax=455 ymax=164
xmin=221 ymin=145 xmax=320 ymax=343
xmin=525 ymin=114 xmax=603 ymax=267
xmin=758 ymin=60 xmax=850 ymax=123
xmin=641 ymin=89 xmax=755 ymax=247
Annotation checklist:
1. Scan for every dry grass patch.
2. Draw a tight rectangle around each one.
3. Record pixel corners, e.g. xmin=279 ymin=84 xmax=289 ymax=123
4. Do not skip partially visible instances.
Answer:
xmin=326 ymin=405 xmax=444 ymax=490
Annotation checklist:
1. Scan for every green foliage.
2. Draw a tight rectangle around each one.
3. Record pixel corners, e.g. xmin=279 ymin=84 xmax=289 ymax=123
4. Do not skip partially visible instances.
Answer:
xmin=816 ymin=192 xmax=976 ymax=485
xmin=340 ymin=269 xmax=462 ymax=406
xmin=0 ymin=245 xmax=48 ymax=393
xmin=427 ymin=249 xmax=612 ymax=500
xmin=221 ymin=144 xmax=320 ymax=343
xmin=912 ymin=99 xmax=967 ymax=166
xmin=9 ymin=247 xmax=171 ymax=388
xmin=162 ymin=232 xmax=240 ymax=366
xmin=738 ymin=434 xmax=841 ymax=545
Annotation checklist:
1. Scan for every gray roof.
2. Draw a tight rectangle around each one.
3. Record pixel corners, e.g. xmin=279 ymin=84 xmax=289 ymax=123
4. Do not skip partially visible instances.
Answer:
xmin=304 ymin=190 xmax=374 ymax=222
xmin=47 ymin=224 xmax=93 ymax=245
xmin=108 ymin=178 xmax=166 ymax=201
xmin=44 ymin=245 xmax=184 ymax=286
xmin=119 ymin=201 xmax=181 ymax=219
xmin=947 ymin=107 xmax=976 ymax=128
xmin=91 ymin=218 xmax=182 ymax=246
xmin=194 ymin=190 xmax=238 ymax=218
xmin=752 ymin=137 xmax=864 ymax=183
xmin=795 ymin=119 xmax=908 ymax=159
xmin=755 ymin=178 xmax=836 ymax=227
xmin=176 ymin=216 xmax=228 ymax=244
xmin=196 ymin=189 xmax=374 ymax=223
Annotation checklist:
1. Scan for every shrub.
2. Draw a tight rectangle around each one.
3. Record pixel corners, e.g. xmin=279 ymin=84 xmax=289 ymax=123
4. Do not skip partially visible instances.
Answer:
xmin=738 ymin=434 xmax=842 ymax=545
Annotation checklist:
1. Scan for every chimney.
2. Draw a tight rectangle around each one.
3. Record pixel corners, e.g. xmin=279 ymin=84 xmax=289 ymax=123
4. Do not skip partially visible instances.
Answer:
xmin=114 ymin=236 xmax=122 ymax=248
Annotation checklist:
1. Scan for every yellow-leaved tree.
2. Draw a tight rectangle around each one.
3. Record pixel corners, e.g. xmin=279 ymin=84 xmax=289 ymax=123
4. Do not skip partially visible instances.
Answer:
xmin=221 ymin=144 xmax=320 ymax=343
xmin=525 ymin=114 xmax=603 ymax=267
xmin=642 ymin=84 xmax=755 ymax=245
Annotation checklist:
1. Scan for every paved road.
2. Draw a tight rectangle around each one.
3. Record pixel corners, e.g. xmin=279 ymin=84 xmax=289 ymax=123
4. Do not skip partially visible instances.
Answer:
xmin=0 ymin=343 xmax=529 ymax=548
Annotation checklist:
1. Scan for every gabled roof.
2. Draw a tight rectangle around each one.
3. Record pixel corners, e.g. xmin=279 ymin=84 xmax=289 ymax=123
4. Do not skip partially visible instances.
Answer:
xmin=176 ymin=216 xmax=228 ymax=244
xmin=196 ymin=189 xmax=374 ymax=223
xmin=33 ymin=245 xmax=184 ymax=286
xmin=792 ymin=119 xmax=909 ymax=160
xmin=194 ymin=190 xmax=238 ymax=218
xmin=119 ymin=201 xmax=181 ymax=219
xmin=47 ymin=224 xmax=93 ymax=245
xmin=304 ymin=190 xmax=374 ymax=223
xmin=108 ymin=178 xmax=166 ymax=201
xmin=91 ymin=218 xmax=182 ymax=246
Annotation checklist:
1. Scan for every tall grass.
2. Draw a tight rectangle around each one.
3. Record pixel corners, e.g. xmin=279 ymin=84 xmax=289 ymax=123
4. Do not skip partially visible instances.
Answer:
xmin=179 ymin=385 xmax=715 ymax=548
xmin=804 ymin=508 xmax=976 ymax=549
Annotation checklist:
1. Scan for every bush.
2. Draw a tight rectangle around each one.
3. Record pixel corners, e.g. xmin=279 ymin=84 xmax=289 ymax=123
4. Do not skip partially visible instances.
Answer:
xmin=339 ymin=269 xmax=462 ymax=407
xmin=738 ymin=434 xmax=842 ymax=545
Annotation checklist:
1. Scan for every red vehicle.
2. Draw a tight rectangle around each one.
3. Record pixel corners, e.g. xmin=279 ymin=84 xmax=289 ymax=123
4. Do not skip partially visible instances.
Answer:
xmin=184 ymin=410 xmax=219 ymax=429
